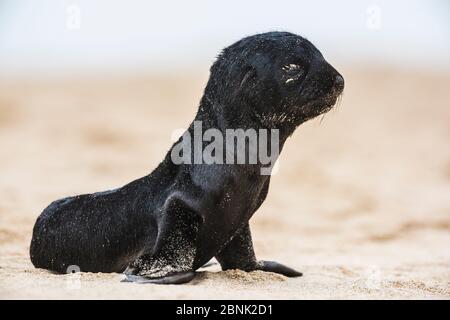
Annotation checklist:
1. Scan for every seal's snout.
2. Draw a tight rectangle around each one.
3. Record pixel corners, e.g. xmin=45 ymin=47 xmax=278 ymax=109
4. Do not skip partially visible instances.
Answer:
xmin=333 ymin=74 xmax=345 ymax=94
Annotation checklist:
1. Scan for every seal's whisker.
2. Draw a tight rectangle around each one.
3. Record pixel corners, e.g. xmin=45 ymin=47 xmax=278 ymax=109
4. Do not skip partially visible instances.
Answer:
xmin=337 ymin=93 xmax=343 ymax=110
xmin=319 ymin=114 xmax=327 ymax=124
xmin=332 ymin=93 xmax=343 ymax=113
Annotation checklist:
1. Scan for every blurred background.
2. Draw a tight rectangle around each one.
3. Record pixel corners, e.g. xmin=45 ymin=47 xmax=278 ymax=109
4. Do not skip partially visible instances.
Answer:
xmin=0 ymin=1 xmax=449 ymax=299
xmin=0 ymin=0 xmax=449 ymax=74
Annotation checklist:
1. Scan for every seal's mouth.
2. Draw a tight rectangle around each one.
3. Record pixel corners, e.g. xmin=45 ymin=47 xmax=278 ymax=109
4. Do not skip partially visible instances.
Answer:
xmin=301 ymin=72 xmax=344 ymax=120
xmin=318 ymin=94 xmax=339 ymax=109
xmin=299 ymin=92 xmax=341 ymax=120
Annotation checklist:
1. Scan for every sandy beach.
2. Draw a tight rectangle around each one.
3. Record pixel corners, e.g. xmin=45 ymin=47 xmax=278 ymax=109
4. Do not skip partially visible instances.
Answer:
xmin=0 ymin=67 xmax=449 ymax=299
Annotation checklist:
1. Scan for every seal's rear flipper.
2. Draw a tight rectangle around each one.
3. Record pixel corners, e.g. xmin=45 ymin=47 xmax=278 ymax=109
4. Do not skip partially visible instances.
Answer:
xmin=121 ymin=271 xmax=196 ymax=285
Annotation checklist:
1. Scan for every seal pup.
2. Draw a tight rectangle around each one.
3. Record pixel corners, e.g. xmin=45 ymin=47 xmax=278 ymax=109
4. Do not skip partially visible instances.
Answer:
xmin=30 ymin=31 xmax=344 ymax=284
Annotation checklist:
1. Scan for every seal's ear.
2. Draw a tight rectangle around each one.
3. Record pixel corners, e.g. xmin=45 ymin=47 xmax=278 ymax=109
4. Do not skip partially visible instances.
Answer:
xmin=240 ymin=66 xmax=257 ymax=88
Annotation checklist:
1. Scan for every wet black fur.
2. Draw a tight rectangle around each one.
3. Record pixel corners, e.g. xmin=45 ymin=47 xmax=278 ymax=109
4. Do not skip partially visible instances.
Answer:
xmin=30 ymin=32 xmax=344 ymax=283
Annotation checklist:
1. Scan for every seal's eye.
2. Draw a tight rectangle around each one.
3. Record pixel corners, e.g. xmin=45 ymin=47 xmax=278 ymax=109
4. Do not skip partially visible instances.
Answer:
xmin=282 ymin=64 xmax=302 ymax=73
xmin=282 ymin=64 xmax=304 ymax=84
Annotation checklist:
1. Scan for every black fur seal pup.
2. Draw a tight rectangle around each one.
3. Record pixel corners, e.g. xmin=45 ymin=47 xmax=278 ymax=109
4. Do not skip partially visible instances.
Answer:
xmin=30 ymin=31 xmax=344 ymax=284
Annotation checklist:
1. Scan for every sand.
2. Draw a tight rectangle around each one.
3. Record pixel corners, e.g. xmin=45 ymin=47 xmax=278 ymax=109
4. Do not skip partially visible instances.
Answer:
xmin=0 ymin=67 xmax=449 ymax=299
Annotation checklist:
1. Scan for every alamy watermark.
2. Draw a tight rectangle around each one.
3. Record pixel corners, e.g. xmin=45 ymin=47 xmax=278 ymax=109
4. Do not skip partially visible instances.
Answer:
xmin=66 ymin=265 xmax=81 ymax=290
xmin=170 ymin=121 xmax=280 ymax=175
xmin=365 ymin=265 xmax=382 ymax=290
xmin=66 ymin=4 xmax=81 ymax=30
xmin=366 ymin=5 xmax=382 ymax=30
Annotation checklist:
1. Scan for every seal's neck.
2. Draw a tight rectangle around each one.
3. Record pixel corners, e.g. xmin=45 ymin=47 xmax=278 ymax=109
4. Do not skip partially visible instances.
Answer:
xmin=192 ymin=96 xmax=295 ymax=149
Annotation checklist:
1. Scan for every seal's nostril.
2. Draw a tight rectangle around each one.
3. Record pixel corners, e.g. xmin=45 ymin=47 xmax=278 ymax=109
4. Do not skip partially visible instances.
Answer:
xmin=334 ymin=74 xmax=344 ymax=92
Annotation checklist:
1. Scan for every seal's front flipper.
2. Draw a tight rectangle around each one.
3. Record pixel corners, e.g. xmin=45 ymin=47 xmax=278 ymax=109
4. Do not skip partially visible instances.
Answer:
xmin=124 ymin=193 xmax=202 ymax=285
xmin=122 ymin=271 xmax=196 ymax=284
xmin=257 ymin=260 xmax=302 ymax=277
xmin=216 ymin=223 xmax=302 ymax=277
xmin=216 ymin=223 xmax=259 ymax=271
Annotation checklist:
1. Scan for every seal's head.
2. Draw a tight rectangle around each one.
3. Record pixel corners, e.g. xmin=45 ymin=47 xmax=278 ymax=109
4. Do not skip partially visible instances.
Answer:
xmin=200 ymin=31 xmax=344 ymax=131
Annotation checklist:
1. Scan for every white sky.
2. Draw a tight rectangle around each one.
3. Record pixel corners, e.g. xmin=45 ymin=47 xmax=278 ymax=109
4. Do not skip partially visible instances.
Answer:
xmin=0 ymin=0 xmax=449 ymax=74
